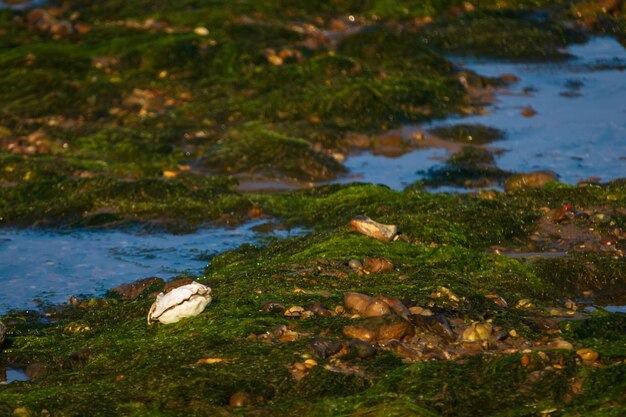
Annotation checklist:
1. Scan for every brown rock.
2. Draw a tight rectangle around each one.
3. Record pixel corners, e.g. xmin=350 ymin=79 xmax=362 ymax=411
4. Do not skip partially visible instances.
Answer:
xmin=375 ymin=316 xmax=415 ymax=340
xmin=505 ymin=171 xmax=558 ymax=191
xmin=309 ymin=338 xmax=344 ymax=359
xmin=348 ymin=339 xmax=377 ymax=359
xmin=363 ymin=257 xmax=394 ymax=273
xmin=520 ymin=106 xmax=537 ymax=117
xmin=109 ymin=277 xmax=164 ymax=301
xmin=163 ymin=278 xmax=194 ymax=293
xmin=344 ymin=316 xmax=414 ymax=342
xmin=576 ymin=348 xmax=599 ymax=362
xmin=349 ymin=215 xmax=397 ymax=241
xmin=379 ymin=295 xmax=411 ymax=321
xmin=344 ymin=292 xmax=374 ymax=315
xmin=229 ymin=391 xmax=254 ymax=407
xmin=343 ymin=325 xmax=377 ymax=342
xmin=363 ymin=298 xmax=393 ymax=317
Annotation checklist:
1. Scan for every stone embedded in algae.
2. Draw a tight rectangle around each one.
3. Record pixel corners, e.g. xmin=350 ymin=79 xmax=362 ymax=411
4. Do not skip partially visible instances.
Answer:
xmin=344 ymin=316 xmax=415 ymax=342
xmin=109 ymin=277 xmax=164 ymax=301
xmin=344 ymin=292 xmax=375 ymax=315
xmin=505 ymin=171 xmax=558 ymax=191
xmin=461 ymin=322 xmax=493 ymax=342
xmin=147 ymin=282 xmax=212 ymax=324
xmin=349 ymin=215 xmax=398 ymax=241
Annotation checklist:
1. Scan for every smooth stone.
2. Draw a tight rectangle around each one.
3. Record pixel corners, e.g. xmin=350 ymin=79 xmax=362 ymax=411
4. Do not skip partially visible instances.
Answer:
xmin=348 ymin=339 xmax=377 ymax=359
xmin=309 ymin=337 xmax=345 ymax=359
xmin=344 ymin=292 xmax=374 ymax=315
xmin=109 ymin=277 xmax=164 ymax=301
xmin=505 ymin=171 xmax=558 ymax=191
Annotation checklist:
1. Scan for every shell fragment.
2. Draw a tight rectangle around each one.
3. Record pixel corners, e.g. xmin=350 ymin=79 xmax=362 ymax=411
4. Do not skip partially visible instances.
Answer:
xmin=147 ymin=281 xmax=212 ymax=324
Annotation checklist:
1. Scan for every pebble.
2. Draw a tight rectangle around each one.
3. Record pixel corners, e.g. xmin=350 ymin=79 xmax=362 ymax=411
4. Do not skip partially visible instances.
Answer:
xmin=229 ymin=391 xmax=254 ymax=407
xmin=348 ymin=259 xmax=363 ymax=270
xmin=344 ymin=292 xmax=375 ymax=315
xmin=461 ymin=322 xmax=492 ymax=342
xmin=363 ymin=257 xmax=394 ymax=273
xmin=349 ymin=215 xmax=398 ymax=241
xmin=194 ymin=26 xmax=209 ymax=36
xmin=576 ymin=348 xmax=599 ymax=362
xmin=110 ymin=277 xmax=164 ymax=301
xmin=363 ymin=299 xmax=393 ymax=317
xmin=344 ymin=316 xmax=414 ymax=342
xmin=348 ymin=339 xmax=377 ymax=359
xmin=309 ymin=338 xmax=344 ymax=359
xmin=505 ymin=171 xmax=558 ymax=191
xmin=284 ymin=306 xmax=305 ymax=317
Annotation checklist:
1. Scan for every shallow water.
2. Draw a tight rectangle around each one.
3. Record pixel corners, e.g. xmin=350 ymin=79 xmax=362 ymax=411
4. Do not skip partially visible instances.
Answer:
xmin=336 ymin=148 xmax=447 ymax=189
xmin=0 ymin=222 xmax=303 ymax=313
xmin=0 ymin=0 xmax=45 ymax=10
xmin=0 ymin=367 xmax=30 ymax=384
xmin=339 ymin=37 xmax=626 ymax=190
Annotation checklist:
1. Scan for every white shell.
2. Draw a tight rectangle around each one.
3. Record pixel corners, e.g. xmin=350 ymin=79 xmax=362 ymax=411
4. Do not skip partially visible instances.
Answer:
xmin=147 ymin=282 xmax=212 ymax=324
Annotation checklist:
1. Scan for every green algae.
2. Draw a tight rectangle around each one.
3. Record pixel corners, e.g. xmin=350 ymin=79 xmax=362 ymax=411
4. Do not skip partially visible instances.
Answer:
xmin=421 ymin=11 xmax=586 ymax=60
xmin=429 ymin=124 xmax=505 ymax=145
xmin=2 ymin=183 xmax=626 ymax=415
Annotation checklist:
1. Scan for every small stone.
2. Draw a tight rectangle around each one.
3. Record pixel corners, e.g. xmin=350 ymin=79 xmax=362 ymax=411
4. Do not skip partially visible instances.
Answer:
xmin=505 ymin=171 xmax=558 ymax=191
xmin=343 ymin=325 xmax=377 ymax=342
xmin=408 ymin=306 xmax=433 ymax=316
xmin=261 ymin=301 xmax=286 ymax=313
xmin=520 ymin=106 xmax=537 ymax=117
xmin=309 ymin=338 xmax=344 ymax=359
xmin=292 ymin=362 xmax=307 ymax=372
xmin=304 ymin=300 xmax=332 ymax=316
xmin=344 ymin=316 xmax=414 ymax=342
xmin=546 ymin=338 xmax=574 ymax=350
xmin=13 ymin=408 xmax=33 ymax=417
xmin=163 ymin=278 xmax=194 ymax=293
xmin=229 ymin=391 xmax=254 ymax=407
xmin=110 ymin=277 xmax=164 ymax=301
xmin=344 ymin=292 xmax=374 ymax=315
xmin=379 ymin=295 xmax=411 ymax=321
xmin=349 ymin=215 xmax=398 ymax=241
xmin=363 ymin=298 xmax=393 ymax=317
xmin=304 ymin=359 xmax=318 ymax=369
xmin=411 ymin=314 xmax=455 ymax=340
xmin=284 ymin=306 xmax=305 ymax=317
xmin=194 ymin=26 xmax=209 ymax=36
xmin=362 ymin=257 xmax=394 ymax=273
xmin=485 ymin=294 xmax=508 ymax=307
xmin=576 ymin=348 xmax=599 ymax=362
xmin=348 ymin=259 xmax=363 ymax=270
xmin=461 ymin=322 xmax=492 ymax=342
xmin=348 ymin=339 xmax=377 ymax=359
xmin=516 ymin=298 xmax=535 ymax=308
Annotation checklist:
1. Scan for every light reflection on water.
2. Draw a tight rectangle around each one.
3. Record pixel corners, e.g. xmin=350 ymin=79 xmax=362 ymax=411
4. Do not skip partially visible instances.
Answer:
xmin=0 ymin=222 xmax=304 ymax=313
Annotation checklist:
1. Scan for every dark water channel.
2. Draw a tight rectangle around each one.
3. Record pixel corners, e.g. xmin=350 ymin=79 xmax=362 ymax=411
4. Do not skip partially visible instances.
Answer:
xmin=339 ymin=37 xmax=626 ymax=190
xmin=0 ymin=37 xmax=624 ymax=315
